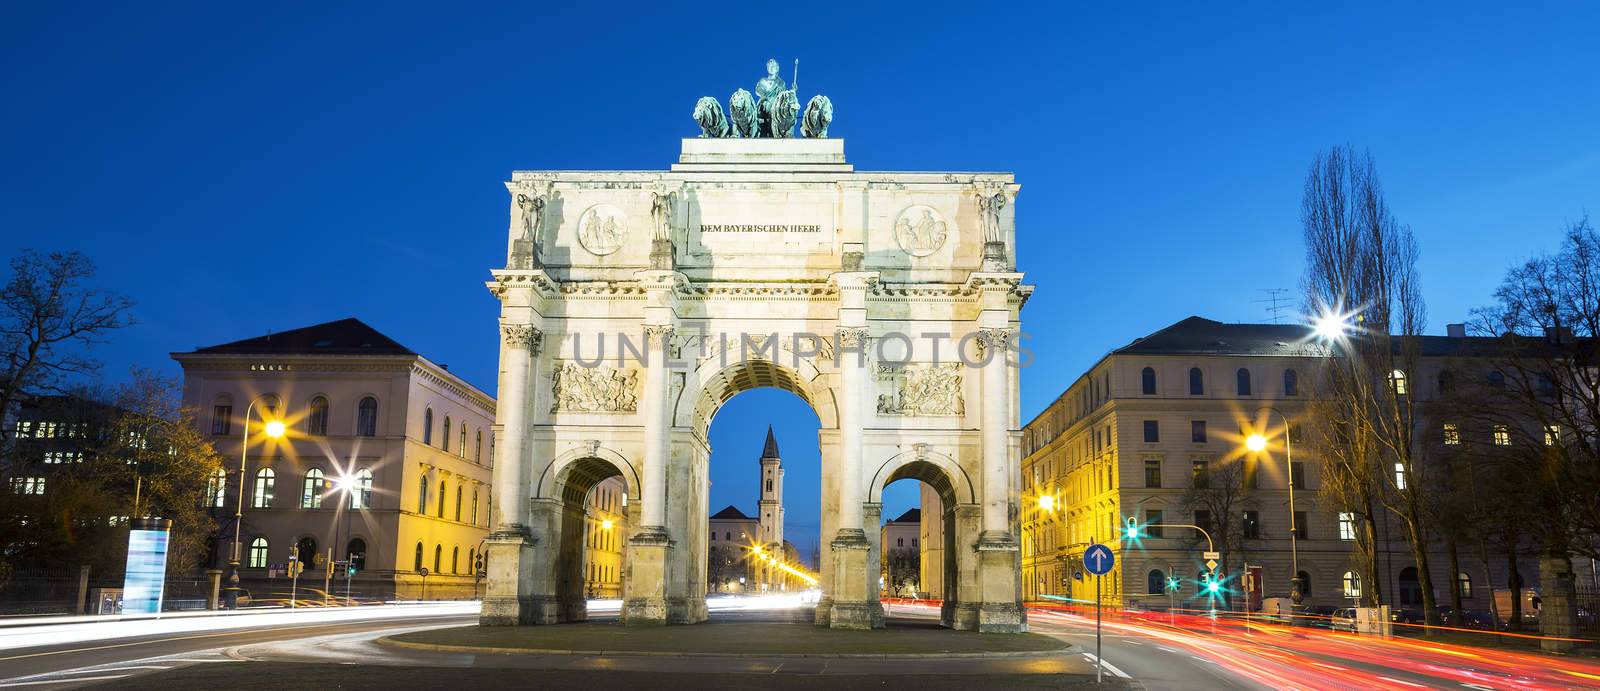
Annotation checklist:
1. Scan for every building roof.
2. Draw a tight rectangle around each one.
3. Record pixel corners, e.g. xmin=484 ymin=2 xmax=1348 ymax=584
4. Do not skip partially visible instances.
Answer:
xmin=189 ymin=318 xmax=416 ymax=356
xmin=761 ymin=425 xmax=780 ymax=460
xmin=1113 ymin=316 xmax=1329 ymax=358
xmin=888 ymin=508 xmax=921 ymax=524
xmin=710 ymin=505 xmax=753 ymax=520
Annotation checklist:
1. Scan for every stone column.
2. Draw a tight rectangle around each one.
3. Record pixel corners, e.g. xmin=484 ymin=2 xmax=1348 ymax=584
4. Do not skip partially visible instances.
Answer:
xmin=482 ymin=323 xmax=541 ymax=626
xmin=975 ymin=326 xmax=1026 ymax=632
xmin=625 ymin=323 xmax=674 ymax=625
xmin=828 ymin=324 xmax=874 ymax=629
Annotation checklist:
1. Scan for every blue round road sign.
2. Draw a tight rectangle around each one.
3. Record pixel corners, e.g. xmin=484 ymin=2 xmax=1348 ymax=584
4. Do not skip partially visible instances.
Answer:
xmin=1083 ymin=544 xmax=1115 ymax=576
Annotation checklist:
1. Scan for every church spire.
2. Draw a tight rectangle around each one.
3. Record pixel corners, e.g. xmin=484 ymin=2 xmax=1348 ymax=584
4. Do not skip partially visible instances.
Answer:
xmin=761 ymin=425 xmax=781 ymax=461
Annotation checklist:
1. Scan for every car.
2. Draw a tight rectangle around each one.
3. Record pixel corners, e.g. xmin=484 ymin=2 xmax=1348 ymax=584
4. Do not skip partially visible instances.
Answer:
xmin=1330 ymin=607 xmax=1358 ymax=632
xmin=1298 ymin=605 xmax=1338 ymax=629
xmin=1389 ymin=608 xmax=1424 ymax=625
xmin=1438 ymin=607 xmax=1497 ymax=630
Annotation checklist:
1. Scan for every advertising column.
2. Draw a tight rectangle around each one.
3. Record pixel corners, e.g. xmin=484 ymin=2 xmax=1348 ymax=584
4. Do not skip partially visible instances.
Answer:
xmin=122 ymin=517 xmax=173 ymax=614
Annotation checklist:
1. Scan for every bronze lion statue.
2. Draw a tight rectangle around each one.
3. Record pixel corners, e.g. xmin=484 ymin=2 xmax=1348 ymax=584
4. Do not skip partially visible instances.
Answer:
xmin=801 ymin=95 xmax=833 ymax=138
xmin=760 ymin=89 xmax=799 ymax=138
xmin=729 ymin=89 xmax=757 ymax=138
xmin=693 ymin=96 xmax=730 ymax=138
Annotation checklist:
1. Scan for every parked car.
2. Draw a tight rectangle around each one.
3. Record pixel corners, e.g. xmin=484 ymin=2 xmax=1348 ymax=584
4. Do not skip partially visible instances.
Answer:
xmin=1389 ymin=608 xmax=1425 ymax=625
xmin=1298 ymin=605 xmax=1338 ymax=629
xmin=1330 ymin=607 xmax=1358 ymax=632
xmin=1437 ymin=607 xmax=1497 ymax=629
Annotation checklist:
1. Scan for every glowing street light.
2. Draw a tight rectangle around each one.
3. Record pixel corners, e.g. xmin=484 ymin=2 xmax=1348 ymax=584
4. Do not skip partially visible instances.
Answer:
xmin=224 ymin=401 xmax=287 ymax=610
xmin=263 ymin=419 xmax=286 ymax=439
xmin=601 ymin=519 xmax=613 ymax=530
xmin=1245 ymin=433 xmax=1267 ymax=453
xmin=1038 ymin=495 xmax=1056 ymax=512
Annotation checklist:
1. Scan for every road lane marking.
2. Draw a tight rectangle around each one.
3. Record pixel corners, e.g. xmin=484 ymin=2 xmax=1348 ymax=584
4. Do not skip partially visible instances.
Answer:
xmin=1189 ymin=655 xmax=1220 ymax=665
xmin=1378 ymin=676 xmax=1427 ymax=687
xmin=0 ymin=674 xmax=129 ymax=687
xmin=1157 ymin=645 xmax=1183 ymax=654
xmin=1460 ymin=684 xmax=1494 ymax=690
xmin=0 ymin=616 xmax=467 ymax=662
xmin=1081 ymin=652 xmax=1131 ymax=679
xmin=57 ymin=665 xmax=170 ymax=674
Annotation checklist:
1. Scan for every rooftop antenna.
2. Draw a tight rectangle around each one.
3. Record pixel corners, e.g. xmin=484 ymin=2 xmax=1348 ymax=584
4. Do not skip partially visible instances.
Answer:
xmin=1254 ymin=288 xmax=1291 ymax=324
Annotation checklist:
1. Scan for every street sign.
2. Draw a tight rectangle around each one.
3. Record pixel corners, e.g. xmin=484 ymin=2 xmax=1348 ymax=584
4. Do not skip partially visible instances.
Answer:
xmin=1203 ymin=551 xmax=1220 ymax=561
xmin=1073 ymin=570 xmax=1084 ymax=581
xmin=1084 ymin=544 xmax=1114 ymax=576
xmin=1206 ymin=559 xmax=1219 ymax=572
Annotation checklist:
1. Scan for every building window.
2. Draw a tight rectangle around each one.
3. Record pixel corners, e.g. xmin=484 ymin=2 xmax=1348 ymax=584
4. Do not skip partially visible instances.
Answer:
xmin=418 ymin=475 xmax=429 ymax=514
xmin=1141 ymin=367 xmax=1156 ymax=395
xmin=1147 ymin=569 xmax=1167 ymax=595
xmin=1390 ymin=369 xmax=1408 ymax=395
xmin=1457 ymin=572 xmax=1473 ymax=599
xmin=423 ymin=408 xmax=434 ymax=445
xmin=475 ymin=431 xmax=483 ymax=464
xmin=897 ymin=537 xmax=904 ymax=547
xmin=1338 ymin=512 xmax=1356 ymax=541
xmin=1193 ymin=510 xmax=1212 ymax=534
xmin=307 ymin=396 xmax=329 ymax=436
xmin=471 ymin=490 xmax=479 ymax=525
xmin=1144 ymin=459 xmax=1161 ymax=488
xmin=438 ymin=481 xmax=447 ymax=518
xmin=11 ymin=476 xmax=46 ymax=495
xmin=1291 ymin=461 xmax=1305 ymax=489
xmin=459 ymin=425 xmax=468 ymax=457
xmin=354 ymin=397 xmax=379 ymax=437
xmin=1236 ymin=368 xmax=1252 ymax=396
xmin=442 ymin=416 xmax=452 ymax=452
xmin=1243 ymin=510 xmax=1260 ymax=539
xmin=1143 ymin=420 xmax=1159 ymax=443
xmin=1343 ymin=571 xmax=1362 ymax=598
xmin=1443 ymin=423 xmax=1461 ymax=446
xmin=1189 ymin=368 xmax=1204 ymax=395
xmin=302 ymin=469 xmax=325 ymax=508
xmin=212 ymin=404 xmax=233 ymax=436
xmin=1284 ymin=369 xmax=1299 ymax=396
xmin=207 ymin=468 xmax=227 ymax=507
xmin=1191 ymin=460 xmax=1209 ymax=488
xmin=454 ymin=486 xmax=463 ymax=522
xmin=1438 ymin=370 xmax=1454 ymax=394
xmin=352 ymin=468 xmax=373 ymax=509
xmin=249 ymin=537 xmax=269 ymax=568
xmin=1146 ymin=509 xmax=1163 ymax=538
xmin=43 ymin=451 xmax=82 ymax=464
xmin=1293 ymin=511 xmax=1307 ymax=540
xmin=1544 ymin=424 xmax=1560 ymax=446
xmin=414 ymin=542 xmax=424 ymax=571
xmin=348 ymin=538 xmax=366 ymax=571
xmin=1191 ymin=420 xmax=1207 ymax=443
xmin=1493 ymin=424 xmax=1510 ymax=446
xmin=452 ymin=546 xmax=460 ymax=574
xmin=1394 ymin=462 xmax=1406 ymax=490
xmin=252 ymin=468 xmax=275 ymax=508
xmin=434 ymin=544 xmax=442 ymax=573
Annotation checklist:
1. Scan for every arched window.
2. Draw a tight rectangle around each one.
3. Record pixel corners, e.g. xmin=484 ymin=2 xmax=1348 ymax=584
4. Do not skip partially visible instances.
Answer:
xmin=1343 ymin=571 xmax=1362 ymax=598
xmin=1141 ymin=367 xmax=1156 ymax=395
xmin=442 ymin=416 xmax=451 ymax=452
xmin=1398 ymin=566 xmax=1421 ymax=606
xmin=307 ymin=396 xmax=329 ymax=436
xmin=437 ymin=481 xmax=447 ymax=518
xmin=452 ymin=546 xmax=460 ymax=574
xmin=252 ymin=468 xmax=275 ymax=508
xmin=1236 ymin=368 xmax=1252 ymax=396
xmin=423 ymin=408 xmax=434 ymax=445
xmin=459 ymin=425 xmax=467 ymax=457
xmin=1457 ymin=572 xmax=1473 ymax=599
xmin=248 ymin=537 xmax=269 ymax=568
xmin=1189 ymin=367 xmax=1204 ymax=395
xmin=352 ymin=468 xmax=373 ymax=509
xmin=1390 ymin=369 xmax=1408 ymax=396
xmin=414 ymin=542 xmax=424 ymax=571
xmin=475 ymin=431 xmax=483 ymax=464
xmin=1296 ymin=570 xmax=1312 ymax=597
xmin=471 ymin=490 xmax=479 ymax=525
xmin=301 ymin=469 xmax=325 ymax=508
xmin=207 ymin=468 xmax=228 ymax=508
xmin=1147 ymin=569 xmax=1167 ymax=595
xmin=356 ymin=397 xmax=378 ymax=437
xmin=347 ymin=538 xmax=366 ymax=571
xmin=433 ymin=544 xmax=442 ymax=573
xmin=1284 ymin=369 xmax=1299 ymax=396
xmin=418 ymin=475 xmax=429 ymax=514
xmin=454 ymin=485 xmax=463 ymax=522
xmin=295 ymin=536 xmax=317 ymax=570
xmin=211 ymin=394 xmax=234 ymax=436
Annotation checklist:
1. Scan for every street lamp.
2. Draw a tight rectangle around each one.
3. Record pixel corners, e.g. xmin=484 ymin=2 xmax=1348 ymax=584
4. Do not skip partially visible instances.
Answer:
xmin=1245 ymin=407 xmax=1299 ymax=605
xmin=224 ymin=399 xmax=285 ymax=609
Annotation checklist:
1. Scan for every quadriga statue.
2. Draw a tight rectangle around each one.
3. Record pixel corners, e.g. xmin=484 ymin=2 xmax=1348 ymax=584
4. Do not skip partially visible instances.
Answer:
xmin=801 ymin=95 xmax=833 ymax=138
xmin=693 ymin=97 xmax=730 ymax=138
xmin=729 ymin=89 xmax=757 ymax=138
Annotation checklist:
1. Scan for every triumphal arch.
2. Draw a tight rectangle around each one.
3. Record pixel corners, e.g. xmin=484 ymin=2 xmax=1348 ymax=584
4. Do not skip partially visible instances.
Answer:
xmin=481 ymin=67 xmax=1031 ymax=632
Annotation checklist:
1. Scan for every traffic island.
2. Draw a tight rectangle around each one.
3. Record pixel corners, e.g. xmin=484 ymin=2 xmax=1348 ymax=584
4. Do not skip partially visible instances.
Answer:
xmin=381 ymin=619 xmax=1071 ymax=658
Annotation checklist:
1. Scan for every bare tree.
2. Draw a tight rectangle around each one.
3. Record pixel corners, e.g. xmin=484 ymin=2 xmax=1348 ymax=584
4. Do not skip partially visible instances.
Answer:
xmin=1301 ymin=146 xmax=1440 ymax=624
xmin=1182 ymin=457 xmax=1250 ymax=611
xmin=0 ymin=251 xmax=134 ymax=441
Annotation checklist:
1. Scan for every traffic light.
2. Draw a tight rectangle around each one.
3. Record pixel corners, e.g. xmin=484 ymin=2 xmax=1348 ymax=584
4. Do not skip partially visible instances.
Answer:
xmin=1123 ymin=517 xmax=1140 ymax=540
xmin=474 ymin=554 xmax=485 ymax=573
xmin=1166 ymin=576 xmax=1181 ymax=593
xmin=347 ymin=565 xmax=357 ymax=577
xmin=1204 ymin=574 xmax=1221 ymax=594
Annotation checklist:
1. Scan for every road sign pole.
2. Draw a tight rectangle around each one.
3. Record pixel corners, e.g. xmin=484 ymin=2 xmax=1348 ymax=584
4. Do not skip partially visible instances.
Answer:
xmin=1096 ymin=573 xmax=1103 ymax=683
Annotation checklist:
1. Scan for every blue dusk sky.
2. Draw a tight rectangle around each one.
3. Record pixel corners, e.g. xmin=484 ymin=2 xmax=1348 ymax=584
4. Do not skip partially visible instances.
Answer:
xmin=3 ymin=3 xmax=1597 ymax=562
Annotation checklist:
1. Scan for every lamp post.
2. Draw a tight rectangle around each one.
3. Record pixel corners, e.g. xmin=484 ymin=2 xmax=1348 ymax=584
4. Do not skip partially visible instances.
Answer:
xmin=1247 ymin=408 xmax=1299 ymax=605
xmin=224 ymin=400 xmax=284 ymax=609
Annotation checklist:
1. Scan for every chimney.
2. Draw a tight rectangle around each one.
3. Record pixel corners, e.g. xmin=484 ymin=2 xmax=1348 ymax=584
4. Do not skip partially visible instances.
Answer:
xmin=1544 ymin=326 xmax=1574 ymax=344
xmin=440 ymin=364 xmax=450 ymax=371
xmin=1446 ymin=323 xmax=1466 ymax=338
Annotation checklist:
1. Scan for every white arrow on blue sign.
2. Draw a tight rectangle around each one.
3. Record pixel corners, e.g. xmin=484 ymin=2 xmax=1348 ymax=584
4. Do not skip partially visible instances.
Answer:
xmin=1084 ymin=543 xmax=1115 ymax=575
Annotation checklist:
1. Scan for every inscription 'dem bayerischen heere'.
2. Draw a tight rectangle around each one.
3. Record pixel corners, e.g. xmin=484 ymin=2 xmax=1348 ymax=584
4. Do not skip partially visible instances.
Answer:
xmin=697 ymin=224 xmax=822 ymax=233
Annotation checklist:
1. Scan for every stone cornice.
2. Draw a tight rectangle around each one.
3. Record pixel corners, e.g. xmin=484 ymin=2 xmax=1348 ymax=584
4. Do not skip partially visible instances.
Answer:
xmin=488 ymin=269 xmax=560 ymax=299
xmin=410 ymin=361 xmax=497 ymax=414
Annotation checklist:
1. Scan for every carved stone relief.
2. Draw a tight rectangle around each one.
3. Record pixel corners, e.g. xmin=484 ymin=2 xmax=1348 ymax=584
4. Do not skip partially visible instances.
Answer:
xmin=877 ymin=363 xmax=965 ymax=416
xmin=550 ymin=361 xmax=639 ymax=413
xmin=577 ymin=204 xmax=627 ymax=256
xmin=893 ymin=205 xmax=950 ymax=257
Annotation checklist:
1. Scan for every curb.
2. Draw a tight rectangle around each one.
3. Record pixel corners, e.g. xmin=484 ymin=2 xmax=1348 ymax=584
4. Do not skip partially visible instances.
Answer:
xmin=376 ymin=635 xmax=1079 ymax=660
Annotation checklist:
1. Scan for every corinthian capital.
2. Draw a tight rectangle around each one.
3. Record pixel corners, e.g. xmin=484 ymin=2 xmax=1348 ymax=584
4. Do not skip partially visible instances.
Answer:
xmin=502 ymin=324 xmax=543 ymax=354
xmin=835 ymin=326 xmax=869 ymax=348
xmin=642 ymin=324 xmax=676 ymax=346
xmin=976 ymin=327 xmax=1012 ymax=358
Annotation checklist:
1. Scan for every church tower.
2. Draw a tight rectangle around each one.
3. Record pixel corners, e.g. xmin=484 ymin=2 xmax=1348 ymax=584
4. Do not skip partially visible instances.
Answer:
xmin=757 ymin=426 xmax=784 ymax=551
